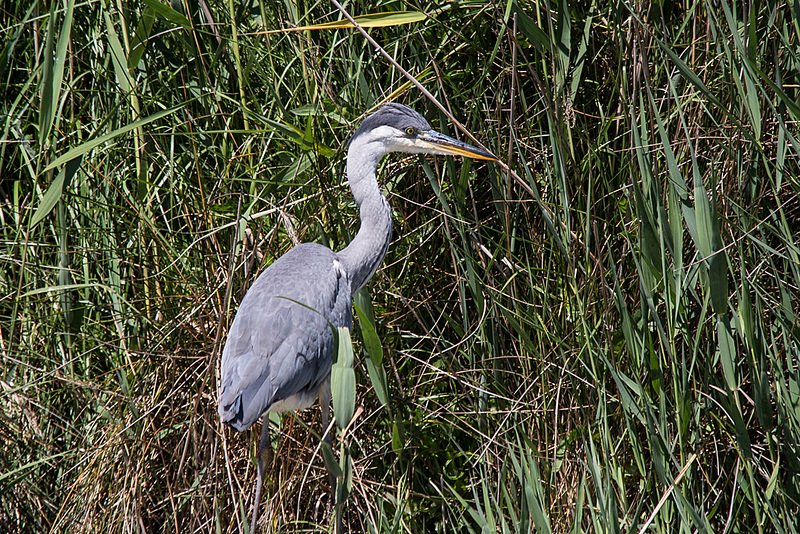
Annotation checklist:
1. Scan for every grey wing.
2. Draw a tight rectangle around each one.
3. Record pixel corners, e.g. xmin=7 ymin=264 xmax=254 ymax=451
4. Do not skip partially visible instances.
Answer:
xmin=218 ymin=243 xmax=352 ymax=431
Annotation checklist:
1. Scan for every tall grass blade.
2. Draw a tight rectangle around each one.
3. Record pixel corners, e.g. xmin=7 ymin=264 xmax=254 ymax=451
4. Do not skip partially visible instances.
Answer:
xmin=44 ymin=106 xmax=184 ymax=171
xmin=38 ymin=0 xmax=74 ymax=149
xmin=29 ymin=155 xmax=81 ymax=228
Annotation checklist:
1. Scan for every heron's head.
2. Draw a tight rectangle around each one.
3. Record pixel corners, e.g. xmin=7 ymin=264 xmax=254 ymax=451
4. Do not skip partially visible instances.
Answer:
xmin=349 ymin=103 xmax=497 ymax=161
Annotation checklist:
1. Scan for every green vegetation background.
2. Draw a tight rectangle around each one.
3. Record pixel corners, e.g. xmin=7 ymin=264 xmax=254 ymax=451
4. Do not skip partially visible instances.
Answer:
xmin=2 ymin=0 xmax=799 ymax=532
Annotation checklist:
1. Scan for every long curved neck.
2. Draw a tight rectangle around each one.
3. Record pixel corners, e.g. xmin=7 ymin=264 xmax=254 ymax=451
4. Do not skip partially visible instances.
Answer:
xmin=338 ymin=141 xmax=393 ymax=294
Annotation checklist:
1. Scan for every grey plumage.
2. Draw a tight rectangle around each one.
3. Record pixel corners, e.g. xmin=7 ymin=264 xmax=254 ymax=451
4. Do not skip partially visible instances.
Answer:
xmin=349 ymin=102 xmax=432 ymax=145
xmin=218 ymin=243 xmax=350 ymax=431
xmin=217 ymin=103 xmax=496 ymax=532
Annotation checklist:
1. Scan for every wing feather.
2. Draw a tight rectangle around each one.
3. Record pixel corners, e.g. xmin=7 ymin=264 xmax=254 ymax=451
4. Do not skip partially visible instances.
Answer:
xmin=218 ymin=243 xmax=352 ymax=431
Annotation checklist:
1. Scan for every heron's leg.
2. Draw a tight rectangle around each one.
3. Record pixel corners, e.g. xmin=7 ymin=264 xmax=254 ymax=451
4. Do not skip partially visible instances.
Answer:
xmin=319 ymin=382 xmax=332 ymax=446
xmin=250 ymin=417 xmax=270 ymax=534
xmin=319 ymin=384 xmax=336 ymax=493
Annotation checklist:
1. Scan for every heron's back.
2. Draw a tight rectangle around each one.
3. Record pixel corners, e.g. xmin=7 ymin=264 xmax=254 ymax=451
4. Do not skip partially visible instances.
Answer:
xmin=218 ymin=243 xmax=352 ymax=431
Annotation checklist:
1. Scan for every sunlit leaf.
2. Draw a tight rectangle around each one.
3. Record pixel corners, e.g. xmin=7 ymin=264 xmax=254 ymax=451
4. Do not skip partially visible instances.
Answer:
xmin=265 ymin=11 xmax=426 ymax=33
xmin=331 ymin=327 xmax=355 ymax=431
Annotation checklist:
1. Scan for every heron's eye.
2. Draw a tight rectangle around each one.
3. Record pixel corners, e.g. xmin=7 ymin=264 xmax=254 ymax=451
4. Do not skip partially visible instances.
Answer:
xmin=405 ymin=127 xmax=416 ymax=136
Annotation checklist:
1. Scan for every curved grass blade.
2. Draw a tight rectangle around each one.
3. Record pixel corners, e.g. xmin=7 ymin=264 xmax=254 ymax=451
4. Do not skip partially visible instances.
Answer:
xmin=30 ymin=155 xmax=81 ymax=229
xmin=142 ymin=0 xmax=191 ymax=30
xmin=354 ymin=295 xmax=390 ymax=407
xmin=43 ymin=105 xmax=185 ymax=172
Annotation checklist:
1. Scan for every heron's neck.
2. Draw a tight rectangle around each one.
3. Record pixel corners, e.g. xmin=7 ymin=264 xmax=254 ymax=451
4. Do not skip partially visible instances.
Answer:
xmin=338 ymin=147 xmax=393 ymax=294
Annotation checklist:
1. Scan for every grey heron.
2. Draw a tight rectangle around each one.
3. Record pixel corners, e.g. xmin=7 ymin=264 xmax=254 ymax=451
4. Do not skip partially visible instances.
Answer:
xmin=218 ymin=103 xmax=496 ymax=531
